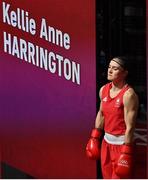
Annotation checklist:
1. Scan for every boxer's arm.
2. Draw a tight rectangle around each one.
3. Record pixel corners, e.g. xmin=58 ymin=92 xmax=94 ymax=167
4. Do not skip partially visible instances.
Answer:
xmin=95 ymin=86 xmax=104 ymax=130
xmin=123 ymin=88 xmax=139 ymax=144
xmin=86 ymin=87 xmax=104 ymax=159
xmin=115 ymin=88 xmax=138 ymax=178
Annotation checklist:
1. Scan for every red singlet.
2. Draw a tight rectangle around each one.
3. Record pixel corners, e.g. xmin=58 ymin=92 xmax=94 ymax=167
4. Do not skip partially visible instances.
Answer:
xmin=101 ymin=82 xmax=130 ymax=135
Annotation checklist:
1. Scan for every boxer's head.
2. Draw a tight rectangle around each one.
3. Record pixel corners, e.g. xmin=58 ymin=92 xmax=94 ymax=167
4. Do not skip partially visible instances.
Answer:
xmin=107 ymin=56 xmax=129 ymax=82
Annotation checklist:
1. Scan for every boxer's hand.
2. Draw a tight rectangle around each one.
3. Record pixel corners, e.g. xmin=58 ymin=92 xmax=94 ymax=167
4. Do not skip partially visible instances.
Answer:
xmin=115 ymin=144 xmax=133 ymax=178
xmin=86 ymin=129 xmax=102 ymax=160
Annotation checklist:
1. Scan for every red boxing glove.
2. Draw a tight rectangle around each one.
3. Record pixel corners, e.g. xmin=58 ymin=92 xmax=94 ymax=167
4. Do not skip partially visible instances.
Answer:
xmin=115 ymin=144 xmax=133 ymax=178
xmin=86 ymin=128 xmax=102 ymax=160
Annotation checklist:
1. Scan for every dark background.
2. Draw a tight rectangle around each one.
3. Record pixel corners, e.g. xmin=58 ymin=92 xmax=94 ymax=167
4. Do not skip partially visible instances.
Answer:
xmin=96 ymin=0 xmax=146 ymax=108
xmin=1 ymin=0 xmax=147 ymax=178
xmin=96 ymin=0 xmax=147 ymax=178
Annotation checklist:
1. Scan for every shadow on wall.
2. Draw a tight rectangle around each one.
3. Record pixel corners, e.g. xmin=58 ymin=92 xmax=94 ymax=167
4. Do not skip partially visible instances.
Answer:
xmin=1 ymin=163 xmax=34 ymax=179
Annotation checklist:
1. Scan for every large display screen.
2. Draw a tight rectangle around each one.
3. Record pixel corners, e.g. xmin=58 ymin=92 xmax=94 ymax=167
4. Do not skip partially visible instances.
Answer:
xmin=0 ymin=0 xmax=96 ymax=178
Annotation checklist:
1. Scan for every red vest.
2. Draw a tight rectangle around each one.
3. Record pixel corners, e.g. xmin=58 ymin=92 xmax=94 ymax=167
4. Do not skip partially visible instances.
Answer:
xmin=101 ymin=82 xmax=130 ymax=135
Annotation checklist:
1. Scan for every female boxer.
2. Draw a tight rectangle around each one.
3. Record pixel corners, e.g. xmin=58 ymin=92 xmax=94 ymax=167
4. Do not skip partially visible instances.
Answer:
xmin=86 ymin=57 xmax=139 ymax=179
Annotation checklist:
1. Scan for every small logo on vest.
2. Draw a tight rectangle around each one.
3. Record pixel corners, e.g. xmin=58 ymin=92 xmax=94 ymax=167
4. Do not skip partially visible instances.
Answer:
xmin=115 ymin=98 xmax=121 ymax=107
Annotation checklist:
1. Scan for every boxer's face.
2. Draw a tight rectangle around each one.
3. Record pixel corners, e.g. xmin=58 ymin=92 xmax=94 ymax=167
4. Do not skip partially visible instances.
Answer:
xmin=107 ymin=60 xmax=127 ymax=82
